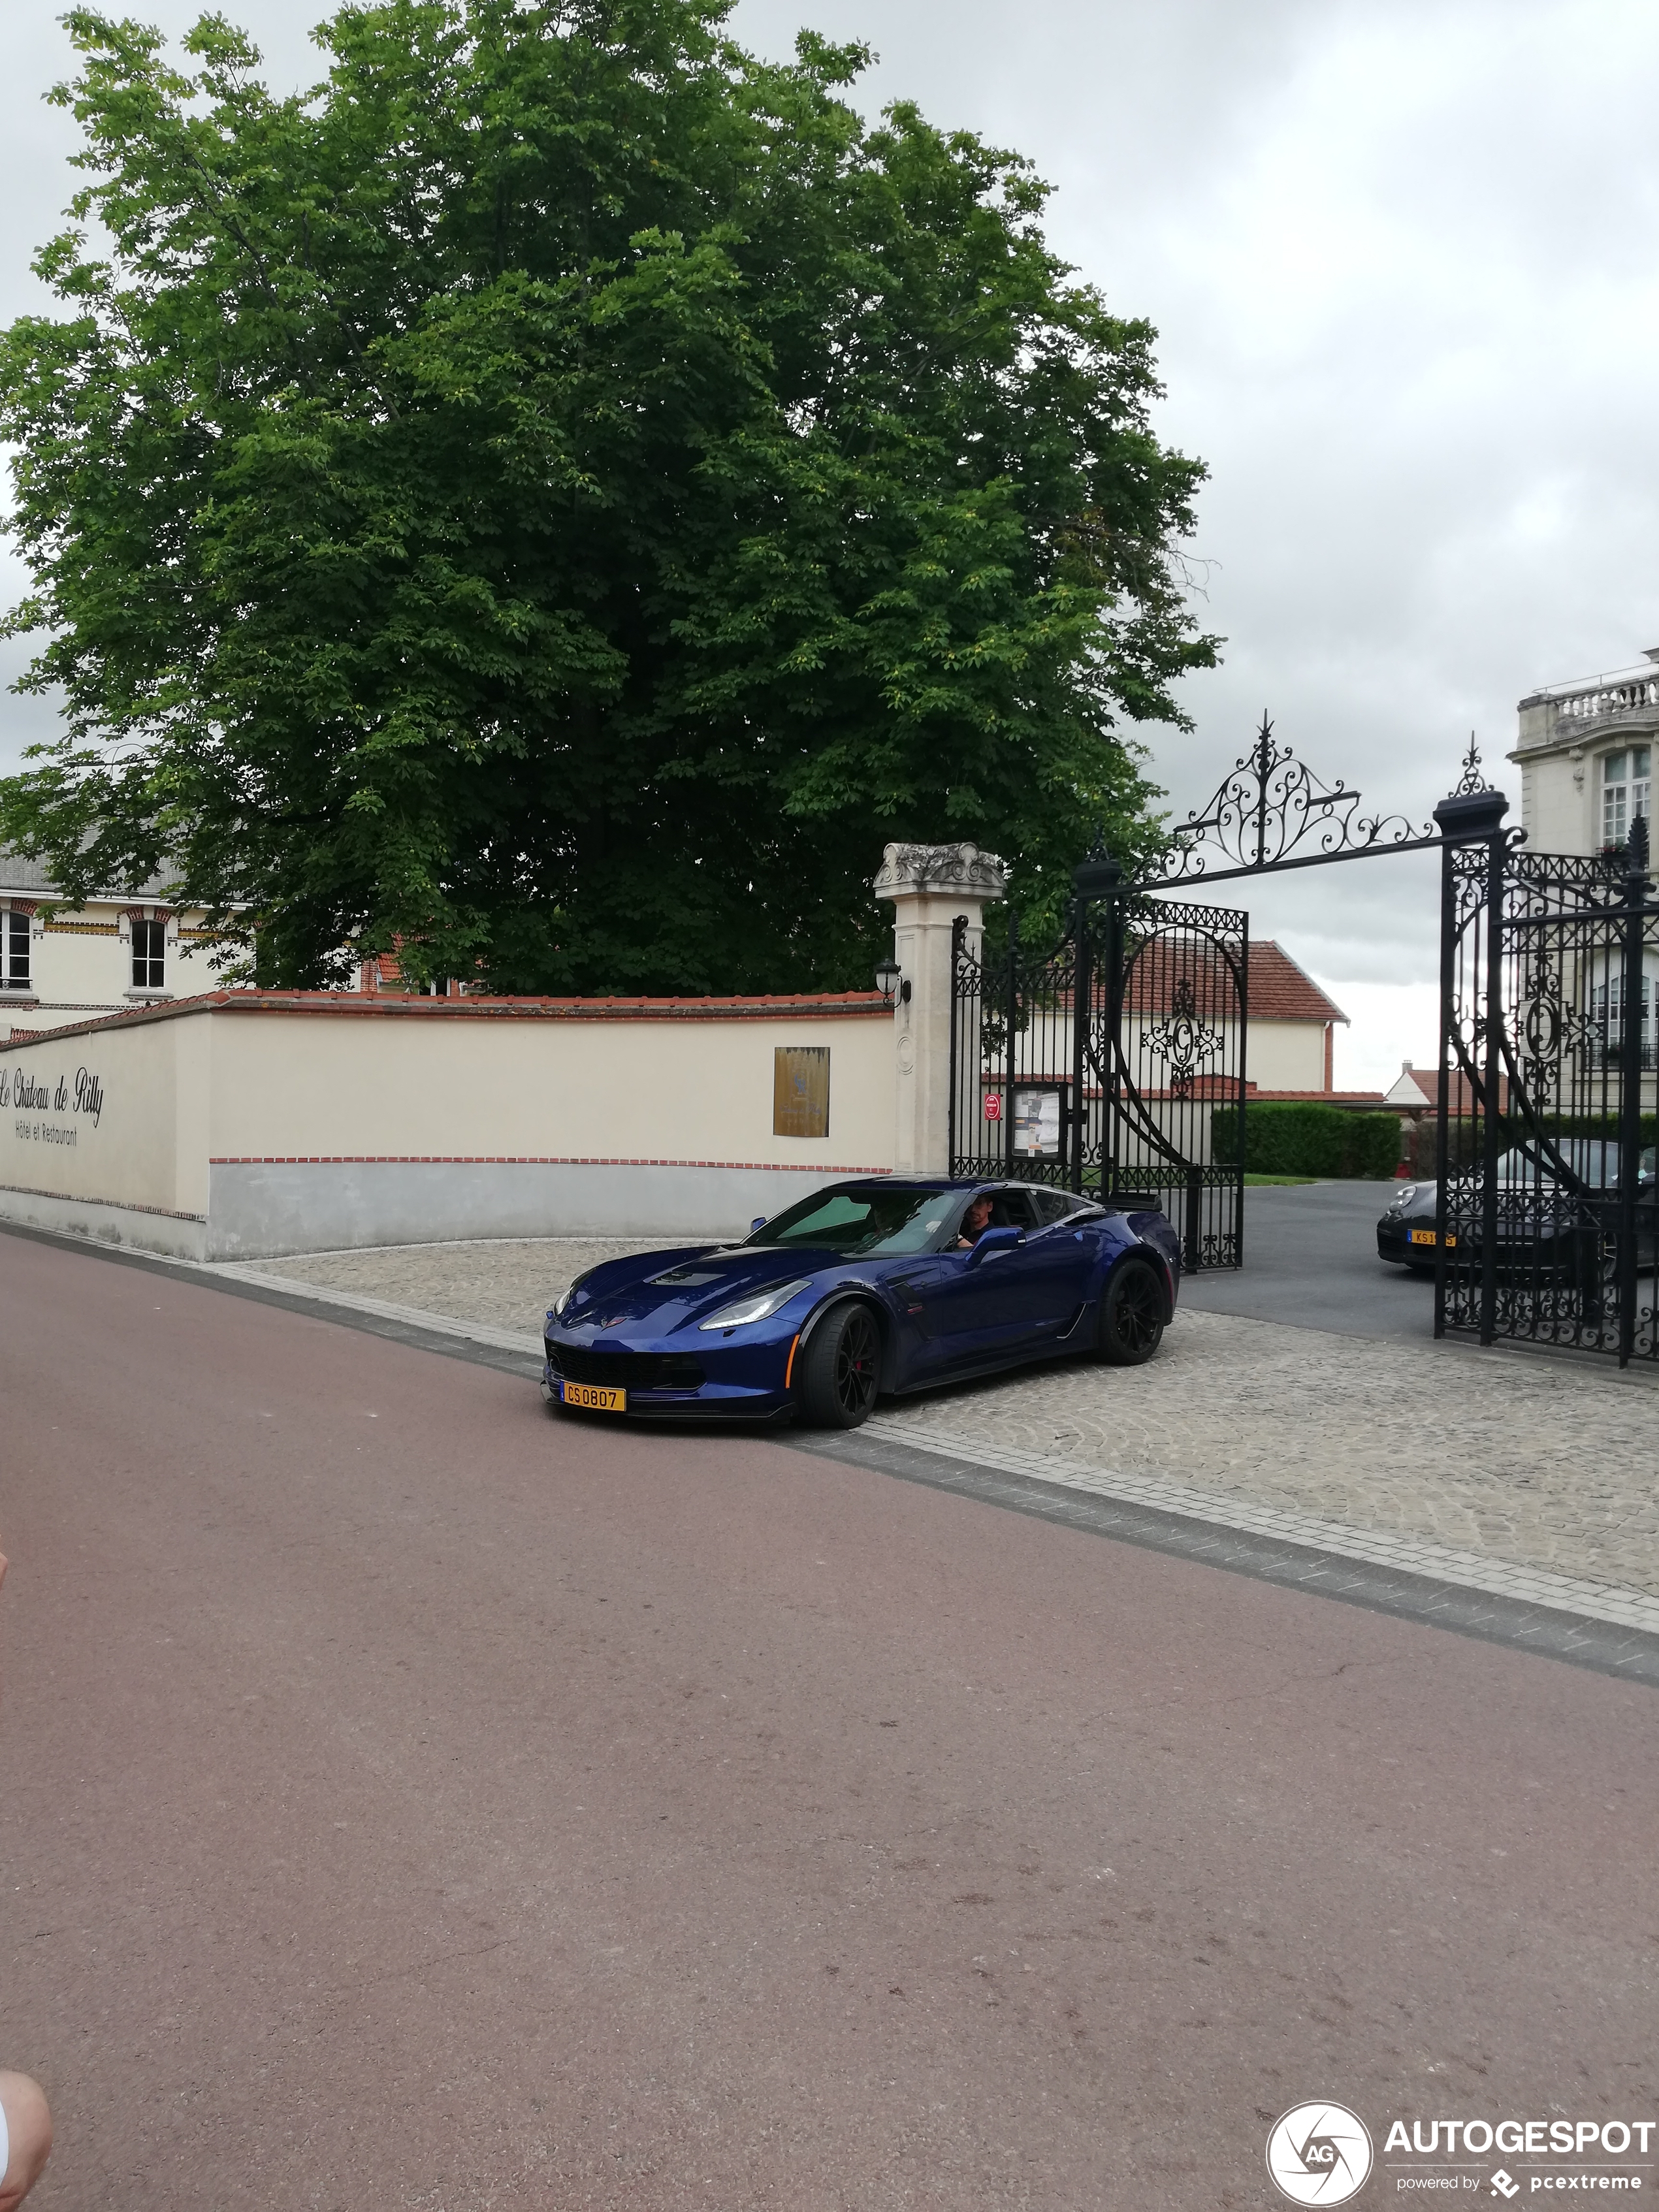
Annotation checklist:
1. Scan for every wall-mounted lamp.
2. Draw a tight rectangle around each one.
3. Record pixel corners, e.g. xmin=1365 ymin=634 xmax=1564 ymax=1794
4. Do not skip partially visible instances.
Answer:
xmin=875 ymin=957 xmax=910 ymax=1007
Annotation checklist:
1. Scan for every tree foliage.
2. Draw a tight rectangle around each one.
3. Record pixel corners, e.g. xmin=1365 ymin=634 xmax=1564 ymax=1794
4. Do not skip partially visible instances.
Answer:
xmin=0 ymin=0 xmax=1217 ymax=989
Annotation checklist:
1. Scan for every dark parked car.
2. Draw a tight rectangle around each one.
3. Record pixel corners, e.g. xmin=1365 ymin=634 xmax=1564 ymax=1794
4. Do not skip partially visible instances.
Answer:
xmin=543 ymin=1178 xmax=1182 ymax=1429
xmin=1377 ymin=1142 xmax=1657 ymax=1277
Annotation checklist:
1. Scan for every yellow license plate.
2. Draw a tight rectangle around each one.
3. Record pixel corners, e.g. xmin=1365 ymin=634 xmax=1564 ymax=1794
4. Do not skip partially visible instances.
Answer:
xmin=560 ymin=1381 xmax=627 ymax=1413
xmin=1409 ymin=1228 xmax=1456 ymax=1247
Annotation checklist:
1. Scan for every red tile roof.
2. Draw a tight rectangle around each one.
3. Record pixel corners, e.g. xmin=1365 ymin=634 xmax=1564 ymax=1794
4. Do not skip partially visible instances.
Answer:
xmin=1123 ymin=938 xmax=1346 ymax=1024
xmin=1249 ymin=1088 xmax=1388 ymax=1104
xmin=1246 ymin=942 xmax=1348 ymax=1024
xmin=1388 ymin=1066 xmax=1509 ymax=1115
xmin=1128 ymin=1080 xmax=1387 ymax=1104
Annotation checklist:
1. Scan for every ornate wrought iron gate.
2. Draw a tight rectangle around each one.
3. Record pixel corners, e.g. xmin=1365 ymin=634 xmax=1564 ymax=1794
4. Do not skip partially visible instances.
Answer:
xmin=1436 ymin=791 xmax=1658 ymax=1365
xmin=946 ymin=883 xmax=1248 ymax=1271
xmin=946 ymin=714 xmax=1438 ymax=1272
xmin=1112 ymin=893 xmax=1249 ymax=1269
xmin=943 ymin=712 xmax=1656 ymax=1340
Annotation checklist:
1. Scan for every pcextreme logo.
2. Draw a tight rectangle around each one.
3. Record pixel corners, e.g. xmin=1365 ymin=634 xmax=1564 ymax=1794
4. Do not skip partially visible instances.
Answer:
xmin=1266 ymin=2102 xmax=1376 ymax=2205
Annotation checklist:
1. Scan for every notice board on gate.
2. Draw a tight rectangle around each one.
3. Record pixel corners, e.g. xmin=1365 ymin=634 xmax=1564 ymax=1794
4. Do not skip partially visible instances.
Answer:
xmin=1012 ymin=1086 xmax=1064 ymax=1159
xmin=773 ymin=1047 xmax=831 ymax=1138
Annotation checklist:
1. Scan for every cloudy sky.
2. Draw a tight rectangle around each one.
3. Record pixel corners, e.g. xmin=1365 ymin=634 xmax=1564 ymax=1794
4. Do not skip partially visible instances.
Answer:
xmin=3 ymin=0 xmax=1656 ymax=1082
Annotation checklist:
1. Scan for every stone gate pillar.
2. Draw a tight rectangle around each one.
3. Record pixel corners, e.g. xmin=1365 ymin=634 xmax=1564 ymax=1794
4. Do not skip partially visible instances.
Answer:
xmin=874 ymin=842 xmax=1008 ymax=1174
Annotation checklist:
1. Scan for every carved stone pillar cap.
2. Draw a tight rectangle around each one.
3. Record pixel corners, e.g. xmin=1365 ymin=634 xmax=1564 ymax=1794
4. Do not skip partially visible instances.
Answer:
xmin=873 ymin=841 xmax=1009 ymax=901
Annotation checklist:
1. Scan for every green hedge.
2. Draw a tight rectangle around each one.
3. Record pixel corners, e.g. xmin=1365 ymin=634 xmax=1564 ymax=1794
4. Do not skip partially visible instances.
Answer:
xmin=1528 ymin=1112 xmax=1658 ymax=1146
xmin=1404 ymin=1112 xmax=1657 ymax=1178
xmin=1212 ymin=1101 xmax=1402 ymax=1179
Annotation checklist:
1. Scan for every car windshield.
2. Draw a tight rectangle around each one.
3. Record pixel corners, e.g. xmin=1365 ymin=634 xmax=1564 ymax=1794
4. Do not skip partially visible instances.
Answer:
xmin=1495 ymin=1140 xmax=1630 ymax=1189
xmin=747 ymin=1186 xmax=958 ymax=1255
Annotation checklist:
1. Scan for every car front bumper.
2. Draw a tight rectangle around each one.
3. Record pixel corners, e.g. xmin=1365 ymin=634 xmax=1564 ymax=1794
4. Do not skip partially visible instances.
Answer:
xmin=1377 ymin=1220 xmax=1603 ymax=1279
xmin=1377 ymin=1220 xmax=1442 ymax=1265
xmin=542 ymin=1322 xmax=799 ymax=1419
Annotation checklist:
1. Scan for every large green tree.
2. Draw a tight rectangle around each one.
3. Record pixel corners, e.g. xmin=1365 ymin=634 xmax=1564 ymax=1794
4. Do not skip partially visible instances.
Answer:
xmin=0 ymin=0 xmax=1216 ymax=991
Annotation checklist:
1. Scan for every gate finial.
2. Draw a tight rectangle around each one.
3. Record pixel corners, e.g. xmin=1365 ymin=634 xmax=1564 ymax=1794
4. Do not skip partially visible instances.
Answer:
xmin=1451 ymin=733 xmax=1492 ymax=797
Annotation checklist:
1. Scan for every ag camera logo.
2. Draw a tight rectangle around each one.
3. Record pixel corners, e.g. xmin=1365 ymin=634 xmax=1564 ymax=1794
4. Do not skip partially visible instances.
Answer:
xmin=1266 ymin=2102 xmax=1375 ymax=2205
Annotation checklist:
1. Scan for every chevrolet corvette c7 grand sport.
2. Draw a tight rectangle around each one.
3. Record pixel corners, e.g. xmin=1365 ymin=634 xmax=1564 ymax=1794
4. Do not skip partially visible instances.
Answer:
xmin=542 ymin=1178 xmax=1182 ymax=1428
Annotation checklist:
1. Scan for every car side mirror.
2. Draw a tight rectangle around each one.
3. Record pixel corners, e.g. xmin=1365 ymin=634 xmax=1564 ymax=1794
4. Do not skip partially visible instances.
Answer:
xmin=967 ymin=1225 xmax=1023 ymax=1268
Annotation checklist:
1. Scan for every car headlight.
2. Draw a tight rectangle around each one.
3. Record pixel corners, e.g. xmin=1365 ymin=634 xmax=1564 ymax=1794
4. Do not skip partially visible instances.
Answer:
xmin=698 ymin=1278 xmax=813 ymax=1332
xmin=549 ymin=1272 xmax=594 ymax=1322
xmin=1389 ymin=1185 xmax=1418 ymax=1211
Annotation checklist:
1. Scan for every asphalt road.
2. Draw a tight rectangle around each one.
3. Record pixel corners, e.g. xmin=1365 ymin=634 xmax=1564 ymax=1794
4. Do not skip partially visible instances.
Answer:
xmin=1181 ymin=1179 xmax=1431 ymax=1339
xmin=1 ymin=1228 xmax=1654 ymax=2210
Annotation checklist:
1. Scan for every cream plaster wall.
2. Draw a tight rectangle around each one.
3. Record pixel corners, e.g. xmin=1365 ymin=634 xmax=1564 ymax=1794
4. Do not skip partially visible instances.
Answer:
xmin=1 ymin=1019 xmax=187 ymax=1216
xmin=203 ymin=1008 xmax=894 ymax=1168
xmin=173 ymin=1008 xmax=214 ymax=1218
xmin=0 ymin=999 xmax=896 ymax=1257
xmin=1246 ymin=1021 xmax=1330 ymax=1093
xmin=37 ymin=923 xmax=126 ymax=1005
xmin=1518 ymin=748 xmax=1594 ymax=856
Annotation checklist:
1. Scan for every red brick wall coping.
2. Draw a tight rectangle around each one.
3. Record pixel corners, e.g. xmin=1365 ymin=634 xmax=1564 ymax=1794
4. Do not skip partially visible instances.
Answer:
xmin=4 ymin=988 xmax=891 ymax=1048
xmin=211 ymin=1155 xmax=894 ymax=1172
xmin=0 ymin=1178 xmax=207 ymax=1223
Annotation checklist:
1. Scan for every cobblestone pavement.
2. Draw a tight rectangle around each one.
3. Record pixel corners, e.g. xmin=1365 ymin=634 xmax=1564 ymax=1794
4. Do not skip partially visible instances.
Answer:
xmin=877 ymin=1317 xmax=1659 ymax=1600
xmin=253 ymin=1237 xmax=662 ymax=1339
xmin=250 ymin=1240 xmax=1659 ymax=1601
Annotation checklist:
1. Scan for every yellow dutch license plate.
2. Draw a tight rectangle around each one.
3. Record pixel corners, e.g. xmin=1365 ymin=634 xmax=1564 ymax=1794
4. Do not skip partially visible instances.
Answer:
xmin=1409 ymin=1228 xmax=1457 ymax=1247
xmin=560 ymin=1381 xmax=628 ymax=1413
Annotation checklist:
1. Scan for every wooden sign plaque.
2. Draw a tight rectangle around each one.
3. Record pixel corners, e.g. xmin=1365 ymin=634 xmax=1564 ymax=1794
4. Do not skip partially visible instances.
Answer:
xmin=773 ymin=1046 xmax=831 ymax=1139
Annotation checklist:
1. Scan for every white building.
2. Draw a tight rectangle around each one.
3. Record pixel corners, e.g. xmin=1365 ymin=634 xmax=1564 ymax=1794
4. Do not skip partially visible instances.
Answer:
xmin=1 ymin=848 xmax=222 ymax=1037
xmin=1507 ymin=654 xmax=1656 ymax=1098
xmin=1511 ymin=651 xmax=1656 ymax=854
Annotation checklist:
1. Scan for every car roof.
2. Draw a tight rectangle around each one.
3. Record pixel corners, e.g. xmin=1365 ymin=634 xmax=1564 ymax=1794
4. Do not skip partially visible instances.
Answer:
xmin=832 ymin=1177 xmax=1033 ymax=1193
xmin=831 ymin=1177 xmax=1101 ymax=1198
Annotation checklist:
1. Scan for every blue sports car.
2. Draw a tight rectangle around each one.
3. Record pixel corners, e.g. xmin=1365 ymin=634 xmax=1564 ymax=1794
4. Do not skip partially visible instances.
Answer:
xmin=541 ymin=1178 xmax=1182 ymax=1429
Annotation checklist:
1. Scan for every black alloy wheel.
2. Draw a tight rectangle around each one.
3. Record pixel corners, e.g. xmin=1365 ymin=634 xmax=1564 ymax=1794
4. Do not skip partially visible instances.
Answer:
xmin=1097 ymin=1259 xmax=1166 ymax=1366
xmin=798 ymin=1303 xmax=882 ymax=1428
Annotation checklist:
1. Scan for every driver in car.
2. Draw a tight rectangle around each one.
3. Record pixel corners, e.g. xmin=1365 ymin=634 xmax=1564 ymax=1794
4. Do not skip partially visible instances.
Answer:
xmin=955 ymin=1193 xmax=995 ymax=1249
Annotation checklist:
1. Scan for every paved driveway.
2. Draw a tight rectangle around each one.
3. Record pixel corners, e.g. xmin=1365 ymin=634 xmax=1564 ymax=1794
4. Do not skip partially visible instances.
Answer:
xmin=1182 ymin=1178 xmax=1428 ymax=1339
xmin=248 ymin=1185 xmax=1425 ymax=1345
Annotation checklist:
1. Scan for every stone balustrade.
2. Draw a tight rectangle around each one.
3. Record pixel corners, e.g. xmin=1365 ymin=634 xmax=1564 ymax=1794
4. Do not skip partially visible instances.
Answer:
xmin=1526 ymin=660 xmax=1659 ymax=734
xmin=1553 ymin=675 xmax=1659 ymax=723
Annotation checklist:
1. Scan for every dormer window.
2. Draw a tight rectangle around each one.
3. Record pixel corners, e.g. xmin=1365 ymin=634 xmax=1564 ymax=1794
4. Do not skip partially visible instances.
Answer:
xmin=1602 ymin=745 xmax=1651 ymax=848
